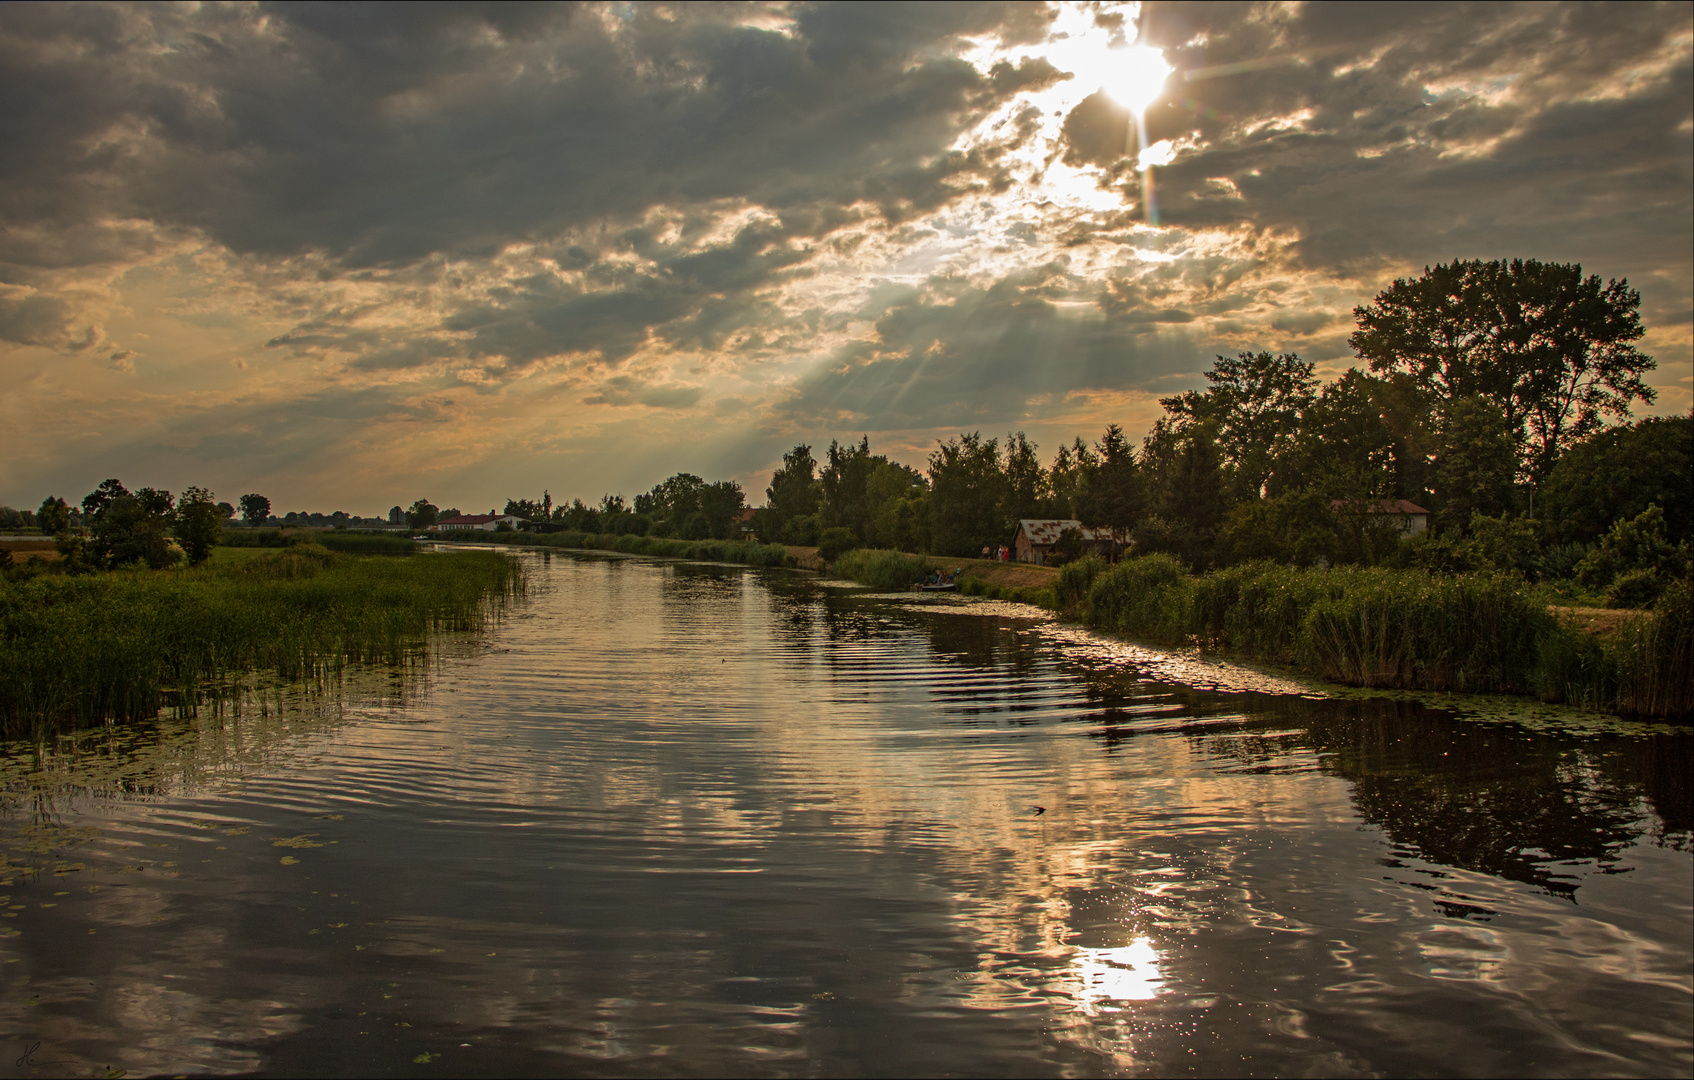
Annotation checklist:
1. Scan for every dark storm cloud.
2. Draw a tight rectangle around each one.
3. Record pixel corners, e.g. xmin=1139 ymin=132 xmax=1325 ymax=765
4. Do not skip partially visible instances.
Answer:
xmin=0 ymin=1 xmax=1048 ymax=268
xmin=1121 ymin=0 xmax=1693 ymax=276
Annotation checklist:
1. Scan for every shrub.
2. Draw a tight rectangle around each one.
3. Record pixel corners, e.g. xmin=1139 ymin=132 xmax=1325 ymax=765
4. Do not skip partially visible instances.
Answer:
xmin=1608 ymin=568 xmax=1665 ymax=610
xmin=1055 ymin=552 xmax=1106 ymax=612
xmin=835 ymin=548 xmax=929 ymax=591
xmin=1085 ymin=553 xmax=1194 ymax=646
xmin=816 ymin=527 xmax=859 ymax=563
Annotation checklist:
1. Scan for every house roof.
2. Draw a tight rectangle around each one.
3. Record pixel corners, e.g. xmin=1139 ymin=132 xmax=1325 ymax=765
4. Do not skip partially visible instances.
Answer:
xmin=1016 ymin=519 xmax=1112 ymax=545
xmin=1329 ymin=499 xmax=1429 ymax=516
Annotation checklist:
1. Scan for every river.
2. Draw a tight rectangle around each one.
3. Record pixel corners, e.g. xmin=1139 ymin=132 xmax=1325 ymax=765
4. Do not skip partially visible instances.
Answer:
xmin=0 ymin=550 xmax=1688 ymax=1077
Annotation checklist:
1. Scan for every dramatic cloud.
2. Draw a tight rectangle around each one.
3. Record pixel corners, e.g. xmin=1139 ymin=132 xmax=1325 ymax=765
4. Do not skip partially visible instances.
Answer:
xmin=0 ymin=1 xmax=1688 ymax=511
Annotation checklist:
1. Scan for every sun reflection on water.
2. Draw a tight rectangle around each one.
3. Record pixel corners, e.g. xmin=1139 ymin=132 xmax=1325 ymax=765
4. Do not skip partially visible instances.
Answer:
xmin=1073 ymin=937 xmax=1164 ymax=1013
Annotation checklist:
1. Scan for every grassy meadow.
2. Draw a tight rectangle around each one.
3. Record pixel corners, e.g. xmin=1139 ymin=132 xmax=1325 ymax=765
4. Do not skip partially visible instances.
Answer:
xmin=0 ymin=543 xmax=522 ymax=738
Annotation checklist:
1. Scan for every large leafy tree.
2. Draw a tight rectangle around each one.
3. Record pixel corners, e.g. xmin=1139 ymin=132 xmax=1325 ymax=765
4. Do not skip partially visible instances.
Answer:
xmin=927 ymin=432 xmax=1008 ymax=557
xmin=174 ymin=486 xmax=224 ymax=565
xmin=1164 ymin=351 xmax=1317 ymax=500
xmin=1540 ymin=415 xmax=1691 ymax=546
xmin=238 ymin=493 xmax=271 ymax=527
xmin=1350 ymin=259 xmax=1654 ymax=482
xmin=36 ymin=496 xmax=70 ymax=534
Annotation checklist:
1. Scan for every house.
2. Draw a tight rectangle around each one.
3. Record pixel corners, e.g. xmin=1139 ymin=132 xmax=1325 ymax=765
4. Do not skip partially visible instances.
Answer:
xmin=1012 ymin=519 xmax=1117 ymax=565
xmin=1330 ymin=499 xmax=1430 ymax=536
xmin=432 ymin=513 xmax=526 ymax=532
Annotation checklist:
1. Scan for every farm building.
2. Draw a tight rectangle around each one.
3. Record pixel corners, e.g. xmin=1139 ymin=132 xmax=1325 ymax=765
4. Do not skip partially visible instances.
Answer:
xmin=1012 ymin=519 xmax=1118 ymax=565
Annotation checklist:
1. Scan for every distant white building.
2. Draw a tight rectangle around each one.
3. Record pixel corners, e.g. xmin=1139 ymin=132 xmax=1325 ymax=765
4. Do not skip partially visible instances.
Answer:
xmin=433 ymin=513 xmax=525 ymax=532
xmin=1330 ymin=499 xmax=1430 ymax=536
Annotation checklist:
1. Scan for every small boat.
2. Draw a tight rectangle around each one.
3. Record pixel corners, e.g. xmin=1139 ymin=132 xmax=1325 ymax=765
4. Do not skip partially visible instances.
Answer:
xmin=918 ymin=582 xmax=957 ymax=591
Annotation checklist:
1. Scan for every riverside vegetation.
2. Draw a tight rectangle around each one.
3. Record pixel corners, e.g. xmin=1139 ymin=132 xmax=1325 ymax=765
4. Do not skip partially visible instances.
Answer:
xmin=0 ymin=542 xmax=522 ymax=739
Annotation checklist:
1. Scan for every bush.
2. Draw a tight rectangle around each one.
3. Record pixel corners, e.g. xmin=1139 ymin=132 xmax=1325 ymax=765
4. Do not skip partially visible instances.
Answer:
xmin=1055 ymin=552 xmax=1106 ymax=612
xmin=1085 ymin=553 xmax=1194 ymax=646
xmin=834 ymin=548 xmax=930 ymax=591
xmin=1608 ymin=568 xmax=1666 ymax=610
xmin=816 ymin=527 xmax=859 ymax=563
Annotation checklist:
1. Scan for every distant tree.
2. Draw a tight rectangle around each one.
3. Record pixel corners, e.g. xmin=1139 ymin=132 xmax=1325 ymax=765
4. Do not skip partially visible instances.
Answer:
xmin=767 ymin=444 xmax=822 ymax=538
xmin=215 ymin=501 xmax=235 ymax=521
xmin=816 ymin=527 xmax=859 ymax=562
xmin=1540 ymin=415 xmax=1691 ymax=547
xmin=1002 ymin=432 xmax=1046 ymax=525
xmin=89 ymin=492 xmax=175 ymax=569
xmin=1165 ymin=351 xmax=1317 ymax=500
xmin=405 ymin=499 xmax=438 ymax=530
xmin=927 ymin=432 xmax=1008 ymax=557
xmin=37 ymin=496 xmax=70 ymax=534
xmin=820 ymin=437 xmax=878 ymax=540
xmin=82 ymin=478 xmax=130 ymax=521
xmin=1137 ymin=421 xmax=1229 ymax=570
xmin=865 ymin=461 xmax=926 ymax=548
xmin=1075 ymin=424 xmax=1143 ymax=550
xmin=697 ymin=480 xmax=746 ymax=539
xmin=388 ymin=505 xmax=405 ymax=525
xmin=1045 ymin=438 xmax=1098 ymax=519
xmin=1272 ymin=371 xmax=1402 ymax=501
xmin=239 ymin=493 xmax=271 ymax=527
xmin=1351 ymin=259 xmax=1655 ymax=482
xmin=174 ymin=486 xmax=223 ymax=565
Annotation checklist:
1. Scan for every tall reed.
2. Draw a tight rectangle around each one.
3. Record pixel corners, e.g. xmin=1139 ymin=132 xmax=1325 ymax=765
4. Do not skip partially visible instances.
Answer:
xmin=0 ymin=545 xmax=521 ymax=737
xmin=1077 ymin=554 xmax=1689 ymax=717
xmin=834 ymin=548 xmax=931 ymax=591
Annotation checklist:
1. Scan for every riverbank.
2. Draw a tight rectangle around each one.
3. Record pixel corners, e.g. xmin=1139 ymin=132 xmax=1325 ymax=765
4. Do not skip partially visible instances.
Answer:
xmin=0 ymin=544 xmax=521 ymax=738
xmin=813 ymin=547 xmax=1688 ymax=721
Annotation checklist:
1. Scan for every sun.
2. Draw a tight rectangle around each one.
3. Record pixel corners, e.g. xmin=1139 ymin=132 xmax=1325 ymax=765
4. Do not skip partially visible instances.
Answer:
xmin=1099 ymin=45 xmax=1173 ymax=114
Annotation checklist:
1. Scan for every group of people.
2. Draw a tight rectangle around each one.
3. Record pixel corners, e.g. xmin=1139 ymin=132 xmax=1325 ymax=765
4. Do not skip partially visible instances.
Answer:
xmin=980 ymin=545 xmax=1011 ymax=561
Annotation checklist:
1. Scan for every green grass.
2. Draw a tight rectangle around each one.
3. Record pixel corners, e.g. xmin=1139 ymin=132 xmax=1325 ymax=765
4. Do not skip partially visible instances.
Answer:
xmin=433 ymin=529 xmax=792 ymax=567
xmin=0 ymin=544 xmax=521 ymax=738
xmin=1071 ymin=555 xmax=1690 ymax=719
xmin=220 ymin=529 xmax=417 ymax=555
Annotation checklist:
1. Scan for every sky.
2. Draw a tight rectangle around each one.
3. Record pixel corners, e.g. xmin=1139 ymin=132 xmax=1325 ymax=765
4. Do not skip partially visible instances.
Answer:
xmin=1 ymin=1 xmax=1690 ymax=516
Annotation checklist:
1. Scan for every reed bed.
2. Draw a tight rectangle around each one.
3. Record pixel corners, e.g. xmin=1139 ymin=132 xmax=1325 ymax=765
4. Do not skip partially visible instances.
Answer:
xmin=834 ymin=549 xmax=932 ymax=591
xmin=221 ymin=530 xmax=418 ymax=555
xmin=1074 ymin=555 xmax=1690 ymax=719
xmin=436 ymin=529 xmax=791 ymax=567
xmin=0 ymin=545 xmax=521 ymax=737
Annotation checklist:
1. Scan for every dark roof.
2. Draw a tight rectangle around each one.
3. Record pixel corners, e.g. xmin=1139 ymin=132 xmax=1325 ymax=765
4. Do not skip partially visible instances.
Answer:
xmin=1016 ymin=519 xmax=1112 ymax=544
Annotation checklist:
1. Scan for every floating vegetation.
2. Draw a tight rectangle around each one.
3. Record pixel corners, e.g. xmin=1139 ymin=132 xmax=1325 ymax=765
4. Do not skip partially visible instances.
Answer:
xmin=0 ymin=545 xmax=522 ymax=737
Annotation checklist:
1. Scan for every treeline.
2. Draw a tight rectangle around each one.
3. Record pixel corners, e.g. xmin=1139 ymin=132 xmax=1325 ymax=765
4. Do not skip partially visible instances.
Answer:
xmin=498 ymin=260 xmax=1686 ymax=608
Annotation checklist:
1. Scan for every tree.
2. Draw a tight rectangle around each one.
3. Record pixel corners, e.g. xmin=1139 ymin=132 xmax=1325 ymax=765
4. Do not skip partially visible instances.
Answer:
xmin=820 ymin=437 xmax=877 ymax=540
xmin=37 ymin=496 xmax=70 ymax=534
xmin=1431 ymin=396 xmax=1518 ymax=529
xmin=1075 ymin=424 xmax=1142 ymax=549
xmin=766 ymin=444 xmax=822 ymax=537
xmin=88 ymin=491 xmax=175 ymax=569
xmin=1164 ymin=351 xmax=1317 ymax=500
xmin=405 ymin=499 xmax=438 ymax=530
xmin=927 ymin=432 xmax=1008 ymax=557
xmin=174 ymin=486 xmax=223 ymax=565
xmin=1003 ymin=432 xmax=1046 ymax=525
xmin=82 ymin=478 xmax=130 ymax=520
xmin=239 ymin=493 xmax=271 ymax=527
xmin=1351 ymin=259 xmax=1655 ymax=482
xmin=215 ymin=501 xmax=235 ymax=521
xmin=1539 ymin=415 xmax=1691 ymax=547
xmin=1046 ymin=438 xmax=1098 ymax=519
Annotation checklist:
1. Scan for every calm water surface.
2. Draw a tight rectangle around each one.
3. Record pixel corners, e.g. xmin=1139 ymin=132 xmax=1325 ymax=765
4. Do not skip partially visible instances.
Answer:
xmin=0 ymin=551 xmax=1688 ymax=1077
